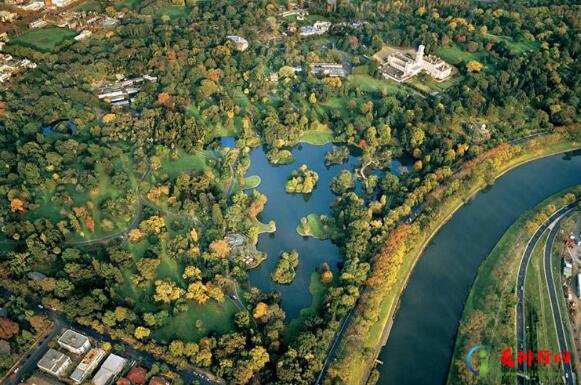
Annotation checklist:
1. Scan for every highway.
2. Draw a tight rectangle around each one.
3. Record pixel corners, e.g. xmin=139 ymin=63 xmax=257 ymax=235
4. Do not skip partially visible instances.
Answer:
xmin=515 ymin=201 xmax=578 ymax=385
xmin=544 ymin=209 xmax=576 ymax=385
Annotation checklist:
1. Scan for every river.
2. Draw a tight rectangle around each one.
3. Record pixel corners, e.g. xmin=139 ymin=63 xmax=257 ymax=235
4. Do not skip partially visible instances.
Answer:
xmin=376 ymin=150 xmax=581 ymax=385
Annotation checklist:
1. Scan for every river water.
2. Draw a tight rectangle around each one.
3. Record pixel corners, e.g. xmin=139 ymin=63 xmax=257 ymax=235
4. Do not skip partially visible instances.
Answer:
xmin=376 ymin=150 xmax=581 ymax=385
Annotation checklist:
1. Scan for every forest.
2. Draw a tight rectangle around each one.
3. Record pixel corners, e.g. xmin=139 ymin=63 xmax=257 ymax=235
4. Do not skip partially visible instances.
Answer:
xmin=0 ymin=0 xmax=579 ymax=384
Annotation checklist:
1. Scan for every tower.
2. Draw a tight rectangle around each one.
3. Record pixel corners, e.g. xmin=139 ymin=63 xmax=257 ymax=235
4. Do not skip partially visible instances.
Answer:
xmin=416 ymin=44 xmax=425 ymax=64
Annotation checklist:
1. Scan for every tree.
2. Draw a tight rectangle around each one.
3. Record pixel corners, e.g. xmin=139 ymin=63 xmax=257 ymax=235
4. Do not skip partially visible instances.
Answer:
xmin=134 ymin=326 xmax=151 ymax=340
xmin=466 ymin=60 xmax=483 ymax=73
xmin=0 ymin=318 xmax=19 ymax=339
xmin=209 ymin=240 xmax=230 ymax=258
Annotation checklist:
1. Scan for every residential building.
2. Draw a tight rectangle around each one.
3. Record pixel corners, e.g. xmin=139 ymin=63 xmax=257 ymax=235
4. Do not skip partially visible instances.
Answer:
xmin=382 ymin=45 xmax=451 ymax=82
xmin=227 ymin=35 xmax=249 ymax=51
xmin=29 ymin=19 xmax=49 ymax=29
xmin=299 ymin=21 xmax=331 ymax=37
xmin=74 ymin=30 xmax=92 ymax=41
xmin=577 ymin=273 xmax=581 ymax=297
xmin=92 ymin=354 xmax=127 ymax=385
xmin=58 ymin=329 xmax=91 ymax=355
xmin=37 ymin=349 xmax=72 ymax=377
xmin=310 ymin=63 xmax=347 ymax=77
xmin=0 ymin=11 xmax=18 ymax=23
xmin=70 ymin=348 xmax=106 ymax=384
xmin=25 ymin=373 xmax=66 ymax=385
xmin=563 ymin=260 xmax=573 ymax=278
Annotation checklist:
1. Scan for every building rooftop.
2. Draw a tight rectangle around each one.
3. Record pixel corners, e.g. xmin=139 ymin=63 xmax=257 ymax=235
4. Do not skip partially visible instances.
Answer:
xmin=70 ymin=348 xmax=106 ymax=384
xmin=58 ymin=329 xmax=89 ymax=351
xmin=37 ymin=349 xmax=71 ymax=374
xmin=92 ymin=354 xmax=127 ymax=385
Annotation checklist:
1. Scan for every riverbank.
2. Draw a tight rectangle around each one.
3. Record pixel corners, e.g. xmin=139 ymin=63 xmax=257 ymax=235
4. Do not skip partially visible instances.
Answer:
xmin=447 ymin=186 xmax=579 ymax=384
xmin=327 ymin=131 xmax=580 ymax=385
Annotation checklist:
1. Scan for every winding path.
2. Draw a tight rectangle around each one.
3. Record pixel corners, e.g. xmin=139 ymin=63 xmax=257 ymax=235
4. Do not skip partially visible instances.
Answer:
xmin=515 ymin=201 xmax=578 ymax=384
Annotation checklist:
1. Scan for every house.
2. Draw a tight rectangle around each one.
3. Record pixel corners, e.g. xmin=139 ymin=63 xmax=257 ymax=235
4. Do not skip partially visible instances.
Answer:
xmin=0 ymin=33 xmax=9 ymax=42
xmin=0 ymin=11 xmax=18 ymax=23
xmin=563 ymin=261 xmax=573 ymax=278
xmin=381 ymin=45 xmax=451 ymax=82
xmin=70 ymin=348 xmax=106 ymax=384
xmin=227 ymin=35 xmax=249 ymax=51
xmin=299 ymin=21 xmax=331 ymax=37
xmin=92 ymin=354 xmax=127 ymax=385
xmin=25 ymin=373 xmax=66 ymax=385
xmin=125 ymin=367 xmax=146 ymax=385
xmin=29 ymin=19 xmax=49 ymax=29
xmin=37 ymin=349 xmax=72 ymax=377
xmin=225 ymin=233 xmax=246 ymax=248
xmin=58 ymin=329 xmax=91 ymax=355
xmin=74 ymin=30 xmax=92 ymax=41
xmin=310 ymin=63 xmax=347 ymax=77
xmin=27 ymin=272 xmax=47 ymax=281
xmin=577 ymin=274 xmax=581 ymax=298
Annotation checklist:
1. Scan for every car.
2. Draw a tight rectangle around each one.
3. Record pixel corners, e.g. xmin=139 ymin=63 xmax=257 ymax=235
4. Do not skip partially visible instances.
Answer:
xmin=13 ymin=368 xmax=19 ymax=374
xmin=37 ymin=304 xmax=44 ymax=309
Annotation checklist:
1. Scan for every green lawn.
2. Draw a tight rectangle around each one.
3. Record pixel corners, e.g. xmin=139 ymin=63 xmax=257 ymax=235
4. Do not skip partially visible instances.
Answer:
xmin=12 ymin=27 xmax=76 ymax=52
xmin=73 ymin=0 xmax=104 ymax=12
xmin=347 ymin=74 xmax=400 ymax=94
xmin=252 ymin=218 xmax=276 ymax=234
xmin=154 ymin=5 xmax=190 ymax=19
xmin=296 ymin=214 xmax=328 ymax=239
xmin=436 ymin=45 xmax=488 ymax=66
xmin=154 ymin=300 xmax=238 ymax=342
xmin=241 ymin=175 xmax=261 ymax=189
xmin=299 ymin=124 xmax=334 ymax=145
xmin=115 ymin=0 xmax=145 ymax=10
xmin=156 ymin=149 xmax=213 ymax=179
xmin=484 ymin=34 xmax=540 ymax=55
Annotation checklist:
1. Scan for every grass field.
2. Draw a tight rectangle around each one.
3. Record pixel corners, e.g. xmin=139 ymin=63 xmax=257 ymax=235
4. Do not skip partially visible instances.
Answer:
xmin=409 ymin=74 xmax=463 ymax=94
xmin=115 ymin=0 xmax=144 ymax=9
xmin=12 ymin=27 xmax=76 ymax=52
xmin=296 ymin=214 xmax=328 ymax=239
xmin=241 ymin=175 xmax=261 ymax=189
xmin=154 ymin=5 xmax=190 ymax=19
xmin=73 ymin=0 xmax=104 ymax=12
xmin=155 ymin=300 xmax=238 ymax=342
xmin=156 ymin=149 xmax=214 ymax=179
xmin=299 ymin=124 xmax=334 ymax=145
xmin=485 ymin=34 xmax=540 ymax=55
xmin=436 ymin=45 xmax=488 ymax=66
xmin=347 ymin=74 xmax=400 ymax=94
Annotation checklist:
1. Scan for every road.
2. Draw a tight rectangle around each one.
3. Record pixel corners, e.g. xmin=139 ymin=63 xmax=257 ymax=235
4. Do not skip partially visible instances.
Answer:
xmin=544 ymin=209 xmax=576 ymax=385
xmin=515 ymin=201 xmax=578 ymax=384
xmin=0 ymin=289 xmax=217 ymax=385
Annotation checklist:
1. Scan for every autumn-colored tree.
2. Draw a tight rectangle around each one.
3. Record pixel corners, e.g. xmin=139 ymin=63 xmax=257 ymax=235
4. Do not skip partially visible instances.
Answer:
xmin=321 ymin=270 xmax=333 ymax=284
xmin=466 ymin=60 xmax=483 ymax=73
xmin=253 ymin=302 xmax=268 ymax=320
xmin=10 ymin=198 xmax=26 ymax=213
xmin=209 ymin=239 xmax=231 ymax=258
xmin=134 ymin=326 xmax=151 ymax=340
xmin=366 ymin=225 xmax=409 ymax=287
xmin=0 ymin=318 xmax=19 ymax=340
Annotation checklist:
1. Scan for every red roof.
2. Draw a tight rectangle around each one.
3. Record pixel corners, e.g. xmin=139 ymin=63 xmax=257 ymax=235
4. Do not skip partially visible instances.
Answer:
xmin=127 ymin=367 xmax=147 ymax=385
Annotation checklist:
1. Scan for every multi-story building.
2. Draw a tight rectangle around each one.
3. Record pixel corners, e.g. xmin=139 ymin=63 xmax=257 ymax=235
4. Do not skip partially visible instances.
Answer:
xmin=382 ymin=45 xmax=451 ymax=82
xmin=58 ymin=329 xmax=91 ymax=355
xmin=37 ymin=349 xmax=72 ymax=377
xmin=92 ymin=354 xmax=127 ymax=385
xmin=70 ymin=348 xmax=106 ymax=384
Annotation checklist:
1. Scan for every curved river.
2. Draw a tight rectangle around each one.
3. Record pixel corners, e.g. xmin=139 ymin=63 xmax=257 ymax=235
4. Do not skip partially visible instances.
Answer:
xmin=377 ymin=150 xmax=581 ymax=385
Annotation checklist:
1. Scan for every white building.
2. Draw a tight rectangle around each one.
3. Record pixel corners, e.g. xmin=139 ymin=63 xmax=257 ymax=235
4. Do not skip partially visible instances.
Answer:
xmin=74 ymin=30 xmax=92 ymax=41
xmin=37 ymin=349 xmax=72 ymax=377
xmin=0 ymin=11 xmax=18 ymax=23
xmin=310 ymin=63 xmax=347 ymax=77
xmin=70 ymin=348 xmax=106 ymax=384
xmin=382 ymin=45 xmax=451 ymax=82
xmin=58 ymin=329 xmax=91 ymax=355
xmin=299 ymin=21 xmax=331 ymax=37
xmin=29 ymin=19 xmax=49 ymax=29
xmin=92 ymin=354 xmax=127 ymax=385
xmin=227 ymin=35 xmax=248 ymax=51
xmin=577 ymin=273 xmax=581 ymax=297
